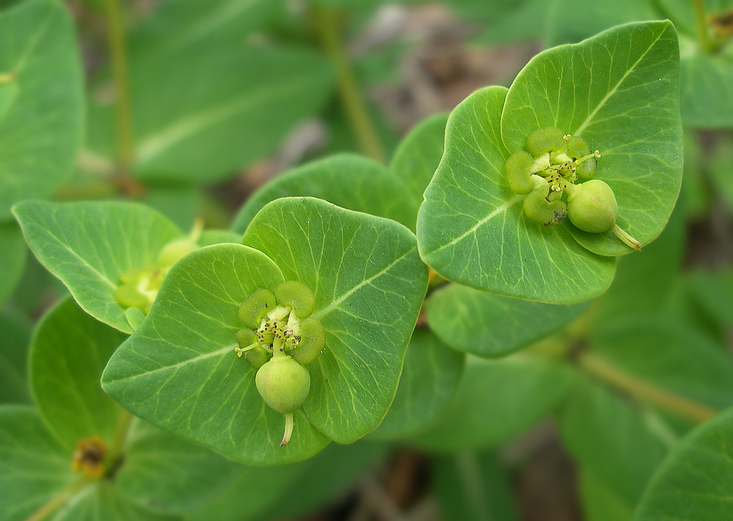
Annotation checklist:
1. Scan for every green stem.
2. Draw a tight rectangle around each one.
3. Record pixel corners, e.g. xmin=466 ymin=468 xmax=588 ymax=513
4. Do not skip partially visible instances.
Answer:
xmin=106 ymin=410 xmax=134 ymax=473
xmin=578 ymin=351 xmax=718 ymax=424
xmin=24 ymin=478 xmax=90 ymax=521
xmin=692 ymin=0 xmax=714 ymax=52
xmin=312 ymin=6 xmax=386 ymax=163
xmin=104 ymin=0 xmax=142 ymax=195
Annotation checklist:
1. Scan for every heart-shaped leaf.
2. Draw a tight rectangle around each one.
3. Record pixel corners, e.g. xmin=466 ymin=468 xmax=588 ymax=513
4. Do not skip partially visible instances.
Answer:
xmin=242 ymin=197 xmax=429 ymax=444
xmin=30 ymin=297 xmax=126 ymax=449
xmin=370 ymin=329 xmax=465 ymax=439
xmin=417 ymin=85 xmax=616 ymax=303
xmin=501 ymin=21 xmax=682 ymax=256
xmin=13 ymin=200 xmax=206 ymax=333
xmin=231 ymin=154 xmax=418 ymax=233
xmin=426 ymin=283 xmax=590 ymax=357
xmin=0 ymin=222 xmax=26 ymax=304
xmin=410 ymin=355 xmax=572 ymax=451
xmin=102 ymin=243 xmax=331 ymax=465
xmin=633 ymin=406 xmax=733 ymax=521
xmin=0 ymin=0 xmax=84 ymax=220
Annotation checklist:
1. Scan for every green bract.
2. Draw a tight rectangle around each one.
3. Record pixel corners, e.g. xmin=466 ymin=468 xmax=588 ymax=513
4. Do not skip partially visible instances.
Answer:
xmin=417 ymin=21 xmax=682 ymax=302
xmin=102 ymin=197 xmax=429 ymax=465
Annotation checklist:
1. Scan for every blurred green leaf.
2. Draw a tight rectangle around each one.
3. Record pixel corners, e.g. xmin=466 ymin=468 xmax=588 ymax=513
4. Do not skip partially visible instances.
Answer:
xmin=0 ymin=406 xmax=76 ymax=521
xmin=555 ymin=373 xmax=670 ymax=504
xmin=432 ymin=450 xmax=519 ymax=521
xmin=231 ymin=154 xmax=418 ymax=233
xmin=0 ymin=221 xmax=25 ymax=304
xmin=0 ymin=310 xmax=31 ymax=404
xmin=416 ymin=86 xmax=616 ymax=303
xmin=243 ymin=197 xmax=429 ymax=444
xmin=679 ymin=52 xmax=733 ymax=128
xmin=633 ymin=406 xmax=733 ymax=521
xmin=117 ymin=420 xmax=239 ymax=515
xmin=390 ymin=113 xmax=449 ymax=206
xmin=502 ymin=21 xmax=682 ymax=256
xmin=708 ymin=133 xmax=733 ymax=210
xmin=426 ymin=283 xmax=589 ymax=357
xmin=0 ymin=0 xmax=84 ymax=220
xmin=30 ymin=297 xmax=126 ymax=449
xmin=687 ymin=268 xmax=733 ymax=329
xmin=410 ymin=355 xmax=572 ymax=451
xmin=590 ymin=316 xmax=733 ymax=411
xmin=371 ymin=329 xmax=465 ymax=439
xmin=13 ymin=200 xmax=183 ymax=333
xmin=580 ymin=468 xmax=633 ymax=521
xmin=141 ymin=184 xmax=202 ymax=232
xmin=102 ymin=243 xmax=330 ymax=465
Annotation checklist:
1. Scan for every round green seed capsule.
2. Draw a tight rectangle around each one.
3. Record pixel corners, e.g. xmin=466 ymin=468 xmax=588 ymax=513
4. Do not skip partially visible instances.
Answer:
xmin=275 ymin=281 xmax=315 ymax=319
xmin=115 ymin=284 xmax=150 ymax=309
xmin=239 ymin=288 xmax=277 ymax=328
xmin=256 ymin=356 xmax=310 ymax=415
xmin=566 ymin=136 xmax=590 ymax=159
xmin=525 ymin=127 xmax=565 ymax=157
xmin=293 ymin=318 xmax=326 ymax=365
xmin=120 ymin=264 xmax=156 ymax=285
xmin=567 ymin=179 xmax=618 ymax=233
xmin=504 ymin=151 xmax=535 ymax=194
xmin=158 ymin=238 xmax=199 ymax=267
xmin=523 ymin=187 xmax=568 ymax=226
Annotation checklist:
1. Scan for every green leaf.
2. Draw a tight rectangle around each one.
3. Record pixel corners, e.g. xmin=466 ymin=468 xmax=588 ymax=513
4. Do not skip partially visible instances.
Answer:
xmin=679 ymin=53 xmax=733 ymax=128
xmin=0 ymin=0 xmax=84 ymax=220
xmin=426 ymin=283 xmax=590 ymax=357
xmin=0 ymin=310 xmax=31 ymax=404
xmin=633 ymin=406 xmax=733 ymax=521
xmin=30 ymin=297 xmax=126 ymax=449
xmin=102 ymin=243 xmax=330 ymax=465
xmin=590 ymin=316 xmax=733 ymax=412
xmin=0 ymin=406 xmax=76 ymax=521
xmin=231 ymin=154 xmax=418 ymax=233
xmin=116 ymin=419 xmax=239 ymax=514
xmin=186 ymin=462 xmax=308 ymax=521
xmin=0 ymin=221 xmax=26 ymax=304
xmin=89 ymin=45 xmax=335 ymax=183
xmin=687 ymin=268 xmax=733 ymax=329
xmin=502 ymin=21 xmax=682 ymax=256
xmin=416 ymin=86 xmax=617 ymax=303
xmin=371 ymin=329 xmax=465 ymax=439
xmin=410 ymin=355 xmax=572 ymax=451
xmin=555 ymin=373 xmax=670 ymax=504
xmin=243 ymin=197 xmax=429 ymax=443
xmin=141 ymin=183 xmax=202 ymax=232
xmin=52 ymin=481 xmax=179 ymax=521
xmin=709 ymin=134 xmax=733 ymax=210
xmin=580 ymin=468 xmax=633 ymax=521
xmin=432 ymin=450 xmax=519 ymax=521
xmin=389 ymin=113 xmax=449 ymax=206
xmin=13 ymin=200 xmax=183 ymax=333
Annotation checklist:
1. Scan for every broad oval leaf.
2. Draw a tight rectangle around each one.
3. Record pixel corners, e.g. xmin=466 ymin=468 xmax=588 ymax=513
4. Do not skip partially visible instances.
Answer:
xmin=243 ymin=197 xmax=429 ymax=443
xmin=370 ymin=329 xmax=465 ymax=440
xmin=30 ymin=297 xmax=126 ymax=449
xmin=0 ymin=311 xmax=31 ymax=404
xmin=426 ymin=283 xmax=590 ymax=358
xmin=102 ymin=243 xmax=331 ymax=465
xmin=0 ymin=222 xmax=26 ymax=304
xmin=0 ymin=406 xmax=76 ymax=521
xmin=13 ymin=200 xmax=183 ymax=333
xmin=502 ymin=21 xmax=682 ymax=255
xmin=0 ymin=0 xmax=84 ymax=220
xmin=633 ymin=406 xmax=733 ymax=521
xmin=409 ymin=355 xmax=572 ymax=451
xmin=389 ymin=113 xmax=449 ymax=206
xmin=231 ymin=154 xmax=418 ymax=233
xmin=580 ymin=468 xmax=633 ymax=521
xmin=416 ymin=85 xmax=616 ymax=303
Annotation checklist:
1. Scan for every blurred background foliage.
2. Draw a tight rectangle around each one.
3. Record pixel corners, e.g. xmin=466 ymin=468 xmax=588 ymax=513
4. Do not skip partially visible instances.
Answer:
xmin=1 ymin=0 xmax=732 ymax=520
